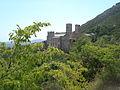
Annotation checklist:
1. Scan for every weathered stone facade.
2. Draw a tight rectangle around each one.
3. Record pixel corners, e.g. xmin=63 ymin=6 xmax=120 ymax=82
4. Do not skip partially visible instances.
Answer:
xmin=46 ymin=23 xmax=95 ymax=51
xmin=46 ymin=23 xmax=79 ymax=51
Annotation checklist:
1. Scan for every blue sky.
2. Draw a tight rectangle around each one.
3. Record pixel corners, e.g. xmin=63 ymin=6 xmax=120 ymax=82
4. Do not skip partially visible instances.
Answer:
xmin=0 ymin=0 xmax=119 ymax=42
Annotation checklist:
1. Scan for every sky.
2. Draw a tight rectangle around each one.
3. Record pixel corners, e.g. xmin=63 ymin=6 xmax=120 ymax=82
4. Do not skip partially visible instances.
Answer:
xmin=0 ymin=0 xmax=119 ymax=42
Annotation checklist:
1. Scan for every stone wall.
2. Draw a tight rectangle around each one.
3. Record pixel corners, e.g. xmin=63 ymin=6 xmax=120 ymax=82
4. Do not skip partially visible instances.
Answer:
xmin=46 ymin=23 xmax=95 ymax=51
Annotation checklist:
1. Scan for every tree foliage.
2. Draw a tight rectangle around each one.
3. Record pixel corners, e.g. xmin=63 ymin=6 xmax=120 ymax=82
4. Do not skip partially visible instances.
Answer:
xmin=70 ymin=36 xmax=120 ymax=85
xmin=0 ymin=22 xmax=88 ymax=90
xmin=0 ymin=20 xmax=120 ymax=89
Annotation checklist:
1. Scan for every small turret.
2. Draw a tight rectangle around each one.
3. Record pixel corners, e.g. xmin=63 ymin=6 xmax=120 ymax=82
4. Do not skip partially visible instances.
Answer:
xmin=47 ymin=31 xmax=54 ymax=46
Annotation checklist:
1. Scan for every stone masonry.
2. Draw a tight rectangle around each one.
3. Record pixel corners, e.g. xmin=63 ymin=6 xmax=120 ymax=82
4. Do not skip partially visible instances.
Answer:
xmin=46 ymin=23 xmax=95 ymax=51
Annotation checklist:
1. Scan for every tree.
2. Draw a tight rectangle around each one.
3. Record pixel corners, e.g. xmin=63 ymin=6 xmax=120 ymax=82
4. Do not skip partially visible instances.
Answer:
xmin=9 ymin=22 xmax=50 ymax=47
xmin=0 ymin=22 xmax=89 ymax=90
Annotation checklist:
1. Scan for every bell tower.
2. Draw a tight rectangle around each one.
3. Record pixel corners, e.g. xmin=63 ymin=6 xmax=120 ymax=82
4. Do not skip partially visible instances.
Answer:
xmin=66 ymin=23 xmax=72 ymax=35
xmin=75 ymin=24 xmax=80 ymax=33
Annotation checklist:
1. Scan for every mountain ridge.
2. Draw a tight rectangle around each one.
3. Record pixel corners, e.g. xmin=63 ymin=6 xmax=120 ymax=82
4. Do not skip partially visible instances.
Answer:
xmin=79 ymin=2 xmax=120 ymax=43
xmin=80 ymin=2 xmax=120 ymax=32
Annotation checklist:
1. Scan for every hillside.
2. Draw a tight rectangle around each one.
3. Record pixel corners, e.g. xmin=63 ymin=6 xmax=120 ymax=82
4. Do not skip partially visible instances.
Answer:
xmin=80 ymin=2 xmax=120 ymax=43
xmin=81 ymin=2 xmax=120 ymax=32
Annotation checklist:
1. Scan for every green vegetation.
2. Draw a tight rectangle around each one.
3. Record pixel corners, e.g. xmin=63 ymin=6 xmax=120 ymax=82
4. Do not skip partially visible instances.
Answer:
xmin=71 ymin=37 xmax=120 ymax=83
xmin=0 ymin=21 xmax=120 ymax=90
xmin=0 ymin=2 xmax=120 ymax=90
xmin=0 ymin=22 xmax=88 ymax=90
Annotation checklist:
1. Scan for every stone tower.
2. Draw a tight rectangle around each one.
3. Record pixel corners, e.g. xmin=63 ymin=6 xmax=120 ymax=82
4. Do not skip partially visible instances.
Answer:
xmin=47 ymin=31 xmax=54 ymax=46
xmin=66 ymin=23 xmax=72 ymax=35
xmin=75 ymin=24 xmax=80 ymax=33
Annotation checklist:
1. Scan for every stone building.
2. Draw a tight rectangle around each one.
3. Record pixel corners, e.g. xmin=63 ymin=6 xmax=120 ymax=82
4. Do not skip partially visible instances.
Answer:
xmin=46 ymin=23 xmax=95 ymax=51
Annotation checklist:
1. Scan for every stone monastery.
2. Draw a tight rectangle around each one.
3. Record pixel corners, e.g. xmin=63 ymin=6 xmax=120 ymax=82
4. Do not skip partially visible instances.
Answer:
xmin=46 ymin=23 xmax=95 ymax=51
